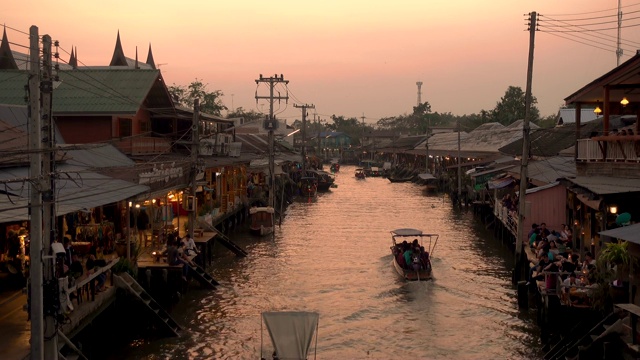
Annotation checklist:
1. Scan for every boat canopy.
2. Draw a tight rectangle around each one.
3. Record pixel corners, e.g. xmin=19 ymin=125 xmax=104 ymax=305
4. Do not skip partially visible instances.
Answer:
xmin=262 ymin=311 xmax=319 ymax=360
xmin=417 ymin=173 xmax=436 ymax=180
xmin=391 ymin=228 xmax=438 ymax=237
xmin=250 ymin=206 xmax=275 ymax=214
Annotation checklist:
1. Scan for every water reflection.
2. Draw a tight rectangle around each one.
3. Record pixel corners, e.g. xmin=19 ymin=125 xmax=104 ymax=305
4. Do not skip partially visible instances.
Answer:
xmin=113 ymin=165 xmax=542 ymax=360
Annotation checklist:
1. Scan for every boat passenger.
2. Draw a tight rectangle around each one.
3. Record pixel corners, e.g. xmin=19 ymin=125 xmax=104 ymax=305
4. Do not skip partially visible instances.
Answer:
xmin=420 ymin=246 xmax=431 ymax=270
xmin=403 ymin=245 xmax=413 ymax=270
xmin=411 ymin=247 xmax=422 ymax=271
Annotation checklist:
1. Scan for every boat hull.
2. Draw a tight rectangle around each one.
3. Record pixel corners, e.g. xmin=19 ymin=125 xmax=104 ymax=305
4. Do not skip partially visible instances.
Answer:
xmin=250 ymin=225 xmax=273 ymax=236
xmin=391 ymin=257 xmax=432 ymax=281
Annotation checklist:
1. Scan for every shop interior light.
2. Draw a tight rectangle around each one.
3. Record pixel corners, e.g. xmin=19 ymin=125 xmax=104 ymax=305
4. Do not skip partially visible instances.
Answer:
xmin=609 ymin=205 xmax=618 ymax=214
xmin=621 ymin=97 xmax=629 ymax=106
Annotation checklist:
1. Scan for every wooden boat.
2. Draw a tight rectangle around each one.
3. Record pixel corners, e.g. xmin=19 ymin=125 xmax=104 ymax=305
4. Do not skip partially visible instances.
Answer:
xmin=305 ymin=170 xmax=335 ymax=192
xmin=260 ymin=311 xmax=319 ymax=360
xmin=390 ymin=228 xmax=439 ymax=281
xmin=329 ymin=159 xmax=340 ymax=173
xmin=417 ymin=172 xmax=438 ymax=192
xmin=299 ymin=177 xmax=318 ymax=198
xmin=355 ymin=168 xmax=365 ymax=179
xmin=387 ymin=174 xmax=415 ymax=183
xmin=249 ymin=206 xmax=275 ymax=236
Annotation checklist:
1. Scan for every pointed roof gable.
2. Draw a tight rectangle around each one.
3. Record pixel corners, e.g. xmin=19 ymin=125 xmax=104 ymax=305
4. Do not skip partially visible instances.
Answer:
xmin=109 ymin=31 xmax=128 ymax=66
xmin=69 ymin=46 xmax=77 ymax=68
xmin=0 ymin=26 xmax=19 ymax=70
xmin=146 ymin=43 xmax=156 ymax=69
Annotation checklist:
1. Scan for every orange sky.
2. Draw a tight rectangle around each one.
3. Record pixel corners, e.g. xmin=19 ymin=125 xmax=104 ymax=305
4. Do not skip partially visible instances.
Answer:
xmin=4 ymin=1 xmax=640 ymax=123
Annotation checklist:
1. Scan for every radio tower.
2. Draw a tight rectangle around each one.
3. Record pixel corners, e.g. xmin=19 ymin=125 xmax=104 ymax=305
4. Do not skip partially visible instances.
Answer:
xmin=416 ymin=81 xmax=423 ymax=106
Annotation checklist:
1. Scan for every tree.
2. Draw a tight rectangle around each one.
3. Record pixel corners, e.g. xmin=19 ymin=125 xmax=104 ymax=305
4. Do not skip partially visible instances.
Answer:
xmin=168 ymin=79 xmax=227 ymax=115
xmin=226 ymin=107 xmax=263 ymax=123
xmin=491 ymin=86 xmax=540 ymax=125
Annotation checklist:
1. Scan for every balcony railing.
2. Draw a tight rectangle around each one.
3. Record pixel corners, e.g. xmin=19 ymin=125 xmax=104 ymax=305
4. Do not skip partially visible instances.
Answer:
xmin=113 ymin=136 xmax=172 ymax=155
xmin=494 ymin=203 xmax=518 ymax=236
xmin=577 ymin=137 xmax=640 ymax=162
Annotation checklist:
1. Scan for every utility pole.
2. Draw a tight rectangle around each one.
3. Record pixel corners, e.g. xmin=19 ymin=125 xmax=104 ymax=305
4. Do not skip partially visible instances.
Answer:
xmin=514 ymin=11 xmax=536 ymax=283
xmin=28 ymin=25 xmax=45 ymax=360
xmin=255 ymin=74 xmax=288 ymax=238
xmin=361 ymin=114 xmax=366 ymax=161
xmin=616 ymin=0 xmax=623 ymax=66
xmin=294 ymin=103 xmax=314 ymax=172
xmin=41 ymin=34 xmax=58 ymax=359
xmin=425 ymin=117 xmax=430 ymax=174
xmin=189 ymin=99 xmax=199 ymax=242
xmin=457 ymin=118 xmax=461 ymax=200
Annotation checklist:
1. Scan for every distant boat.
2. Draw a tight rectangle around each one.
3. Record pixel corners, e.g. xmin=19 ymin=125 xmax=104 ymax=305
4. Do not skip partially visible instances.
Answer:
xmin=329 ymin=159 xmax=340 ymax=173
xmin=390 ymin=228 xmax=439 ymax=281
xmin=355 ymin=168 xmax=365 ymax=180
xmin=249 ymin=206 xmax=275 ymax=236
xmin=299 ymin=177 xmax=318 ymax=199
xmin=417 ymin=172 xmax=438 ymax=192
xmin=305 ymin=170 xmax=335 ymax=192
xmin=260 ymin=311 xmax=319 ymax=360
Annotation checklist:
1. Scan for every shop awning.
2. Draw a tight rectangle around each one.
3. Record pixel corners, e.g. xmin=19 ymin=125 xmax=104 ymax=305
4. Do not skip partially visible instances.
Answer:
xmin=487 ymin=176 xmax=515 ymax=189
xmin=0 ymin=167 xmax=150 ymax=222
xmin=599 ymin=223 xmax=640 ymax=245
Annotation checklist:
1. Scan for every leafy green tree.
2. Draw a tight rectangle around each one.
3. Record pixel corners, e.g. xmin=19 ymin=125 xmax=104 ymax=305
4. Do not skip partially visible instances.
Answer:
xmin=168 ymin=79 xmax=227 ymax=115
xmin=491 ymin=86 xmax=540 ymax=125
xmin=226 ymin=107 xmax=264 ymax=123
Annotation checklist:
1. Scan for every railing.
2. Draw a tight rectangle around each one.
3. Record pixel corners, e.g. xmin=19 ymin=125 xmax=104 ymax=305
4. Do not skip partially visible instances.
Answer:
xmin=494 ymin=203 xmax=518 ymax=236
xmin=113 ymin=136 xmax=172 ymax=155
xmin=577 ymin=138 xmax=640 ymax=162
xmin=67 ymin=257 xmax=119 ymax=303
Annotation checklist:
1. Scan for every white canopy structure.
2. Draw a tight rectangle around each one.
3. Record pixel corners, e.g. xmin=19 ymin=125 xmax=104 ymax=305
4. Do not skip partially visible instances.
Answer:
xmin=261 ymin=311 xmax=319 ymax=360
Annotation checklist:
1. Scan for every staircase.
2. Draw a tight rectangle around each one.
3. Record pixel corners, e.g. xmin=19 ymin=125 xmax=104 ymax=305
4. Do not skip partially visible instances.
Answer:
xmin=114 ymin=272 xmax=181 ymax=336
xmin=197 ymin=218 xmax=248 ymax=257
xmin=544 ymin=312 xmax=621 ymax=360
xmin=187 ymin=262 xmax=219 ymax=289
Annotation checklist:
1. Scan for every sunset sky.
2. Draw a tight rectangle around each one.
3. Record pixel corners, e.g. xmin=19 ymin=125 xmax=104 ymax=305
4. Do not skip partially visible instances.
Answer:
xmin=4 ymin=1 xmax=640 ymax=124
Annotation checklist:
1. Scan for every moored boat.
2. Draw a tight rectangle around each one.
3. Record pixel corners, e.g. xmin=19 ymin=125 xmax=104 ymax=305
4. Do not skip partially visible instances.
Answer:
xmin=249 ymin=206 xmax=275 ymax=236
xmin=305 ymin=170 xmax=335 ymax=192
xmin=387 ymin=174 xmax=415 ymax=183
xmin=299 ymin=177 xmax=318 ymax=198
xmin=390 ymin=228 xmax=439 ymax=281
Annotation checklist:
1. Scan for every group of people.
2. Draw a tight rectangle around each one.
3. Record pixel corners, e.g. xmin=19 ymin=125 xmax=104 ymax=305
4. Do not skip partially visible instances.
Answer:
xmin=163 ymin=233 xmax=200 ymax=281
xmin=393 ymin=239 xmax=431 ymax=272
xmin=526 ymin=222 xmax=600 ymax=305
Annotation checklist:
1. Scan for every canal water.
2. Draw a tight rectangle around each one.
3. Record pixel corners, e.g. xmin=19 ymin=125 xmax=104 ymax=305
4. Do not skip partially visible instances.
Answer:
xmin=112 ymin=165 xmax=543 ymax=360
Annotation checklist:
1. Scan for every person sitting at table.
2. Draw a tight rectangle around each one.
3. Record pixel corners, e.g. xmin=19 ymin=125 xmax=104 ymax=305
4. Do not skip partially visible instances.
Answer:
xmin=182 ymin=233 xmax=200 ymax=258
xmin=563 ymin=272 xmax=581 ymax=293
xmin=167 ymin=238 xmax=189 ymax=281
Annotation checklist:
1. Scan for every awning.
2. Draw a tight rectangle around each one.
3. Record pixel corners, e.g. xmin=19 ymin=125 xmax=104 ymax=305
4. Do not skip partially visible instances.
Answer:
xmin=487 ymin=176 xmax=515 ymax=189
xmin=0 ymin=168 xmax=150 ymax=222
xmin=417 ymin=173 xmax=436 ymax=180
xmin=262 ymin=311 xmax=319 ymax=360
xmin=599 ymin=223 xmax=640 ymax=245
xmin=576 ymin=194 xmax=602 ymax=211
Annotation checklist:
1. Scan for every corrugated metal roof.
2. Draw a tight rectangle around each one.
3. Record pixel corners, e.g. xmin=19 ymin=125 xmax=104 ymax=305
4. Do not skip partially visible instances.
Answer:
xmin=0 ymin=164 xmax=149 ymax=222
xmin=525 ymin=181 xmax=560 ymax=194
xmin=58 ymin=143 xmax=135 ymax=168
xmin=564 ymin=176 xmax=640 ymax=195
xmin=507 ymin=157 xmax=576 ymax=185
xmin=599 ymin=223 xmax=640 ymax=244
xmin=557 ymin=108 xmax=599 ymax=125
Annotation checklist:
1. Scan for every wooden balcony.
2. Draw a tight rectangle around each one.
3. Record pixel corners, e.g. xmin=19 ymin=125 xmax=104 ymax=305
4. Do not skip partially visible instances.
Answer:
xmin=113 ymin=136 xmax=172 ymax=155
xmin=577 ymin=137 xmax=640 ymax=162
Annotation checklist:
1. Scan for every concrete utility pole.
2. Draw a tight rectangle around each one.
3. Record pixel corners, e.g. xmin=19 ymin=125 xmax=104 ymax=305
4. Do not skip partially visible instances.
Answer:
xmin=189 ymin=99 xmax=199 ymax=242
xmin=294 ymin=103 xmax=314 ymax=172
xmin=514 ymin=11 xmax=536 ymax=283
xmin=617 ymin=0 xmax=623 ymax=66
xmin=41 ymin=34 xmax=58 ymax=359
xmin=28 ymin=25 xmax=45 ymax=360
xmin=361 ymin=114 xmax=366 ymax=160
xmin=416 ymin=81 xmax=423 ymax=107
xmin=255 ymin=74 xmax=289 ymax=238
xmin=457 ymin=118 xmax=461 ymax=199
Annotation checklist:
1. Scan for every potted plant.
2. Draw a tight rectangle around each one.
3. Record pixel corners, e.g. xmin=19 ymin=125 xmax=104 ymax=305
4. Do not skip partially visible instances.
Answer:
xmin=597 ymin=241 xmax=631 ymax=302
